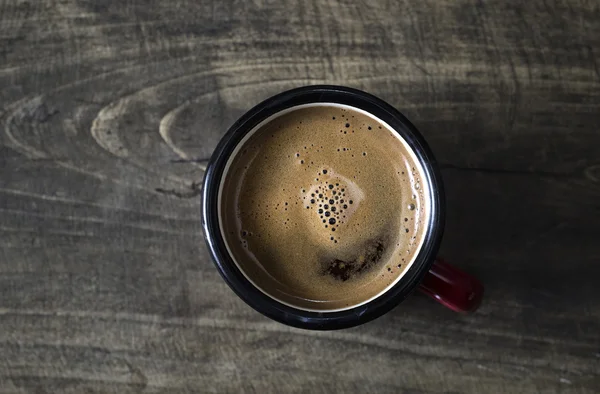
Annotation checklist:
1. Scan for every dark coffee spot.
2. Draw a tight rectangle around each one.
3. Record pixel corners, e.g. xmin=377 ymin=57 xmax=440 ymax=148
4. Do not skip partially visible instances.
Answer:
xmin=325 ymin=259 xmax=352 ymax=281
xmin=345 ymin=123 xmax=350 ymax=128
xmin=329 ymin=218 xmax=336 ymax=225
xmin=325 ymin=211 xmax=331 ymax=217
xmin=329 ymin=199 xmax=334 ymax=204
xmin=323 ymin=169 xmax=328 ymax=174
xmin=323 ymin=239 xmax=386 ymax=281
xmin=329 ymin=185 xmax=334 ymax=189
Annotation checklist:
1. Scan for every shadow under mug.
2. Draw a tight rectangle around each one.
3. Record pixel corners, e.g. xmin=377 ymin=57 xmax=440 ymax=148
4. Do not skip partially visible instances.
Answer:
xmin=202 ymin=85 xmax=483 ymax=330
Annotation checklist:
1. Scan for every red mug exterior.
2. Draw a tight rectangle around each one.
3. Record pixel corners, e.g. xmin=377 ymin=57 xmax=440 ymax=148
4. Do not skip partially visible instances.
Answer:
xmin=420 ymin=258 xmax=483 ymax=313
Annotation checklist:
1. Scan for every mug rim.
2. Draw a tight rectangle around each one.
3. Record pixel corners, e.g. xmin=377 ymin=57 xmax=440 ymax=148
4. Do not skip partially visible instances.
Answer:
xmin=202 ymin=85 xmax=445 ymax=330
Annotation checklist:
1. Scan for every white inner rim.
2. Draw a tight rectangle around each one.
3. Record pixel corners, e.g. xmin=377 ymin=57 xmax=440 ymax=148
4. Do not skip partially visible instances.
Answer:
xmin=217 ymin=103 xmax=431 ymax=312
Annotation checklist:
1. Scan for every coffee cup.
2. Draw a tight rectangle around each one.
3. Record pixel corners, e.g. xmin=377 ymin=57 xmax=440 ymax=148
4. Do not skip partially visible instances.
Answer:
xmin=202 ymin=86 xmax=483 ymax=329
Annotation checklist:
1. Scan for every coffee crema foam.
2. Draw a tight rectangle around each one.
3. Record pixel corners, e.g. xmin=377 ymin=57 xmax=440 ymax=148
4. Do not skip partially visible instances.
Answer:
xmin=219 ymin=105 xmax=429 ymax=311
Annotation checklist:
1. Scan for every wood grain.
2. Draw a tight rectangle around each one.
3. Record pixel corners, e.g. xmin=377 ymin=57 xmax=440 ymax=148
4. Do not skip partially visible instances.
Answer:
xmin=1 ymin=0 xmax=599 ymax=392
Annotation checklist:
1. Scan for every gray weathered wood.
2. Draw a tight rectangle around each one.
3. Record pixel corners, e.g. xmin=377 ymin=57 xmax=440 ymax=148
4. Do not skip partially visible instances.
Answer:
xmin=1 ymin=0 xmax=599 ymax=392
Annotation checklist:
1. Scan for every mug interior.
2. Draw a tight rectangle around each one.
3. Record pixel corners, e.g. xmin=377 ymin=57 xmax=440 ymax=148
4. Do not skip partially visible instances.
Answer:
xmin=216 ymin=102 xmax=432 ymax=312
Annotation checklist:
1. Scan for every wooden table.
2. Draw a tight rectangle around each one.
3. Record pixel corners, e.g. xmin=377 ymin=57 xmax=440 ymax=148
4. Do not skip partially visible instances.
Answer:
xmin=1 ymin=0 xmax=599 ymax=392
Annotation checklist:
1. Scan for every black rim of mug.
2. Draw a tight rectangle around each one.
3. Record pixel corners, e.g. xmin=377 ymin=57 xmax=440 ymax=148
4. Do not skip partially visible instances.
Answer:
xmin=201 ymin=85 xmax=445 ymax=330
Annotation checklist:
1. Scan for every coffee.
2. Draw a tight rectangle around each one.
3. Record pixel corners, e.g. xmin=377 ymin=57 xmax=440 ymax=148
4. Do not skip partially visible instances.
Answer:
xmin=219 ymin=104 xmax=429 ymax=311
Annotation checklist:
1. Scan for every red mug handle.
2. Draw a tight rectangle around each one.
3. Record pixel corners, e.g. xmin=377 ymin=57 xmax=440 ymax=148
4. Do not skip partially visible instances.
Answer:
xmin=418 ymin=258 xmax=484 ymax=313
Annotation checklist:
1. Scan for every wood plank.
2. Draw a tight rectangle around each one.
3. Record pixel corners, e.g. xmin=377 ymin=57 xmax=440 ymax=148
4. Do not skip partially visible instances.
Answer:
xmin=1 ymin=0 xmax=599 ymax=392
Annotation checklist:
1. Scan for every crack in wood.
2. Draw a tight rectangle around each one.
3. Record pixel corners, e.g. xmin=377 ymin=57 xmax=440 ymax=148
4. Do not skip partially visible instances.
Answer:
xmin=155 ymin=181 xmax=202 ymax=198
